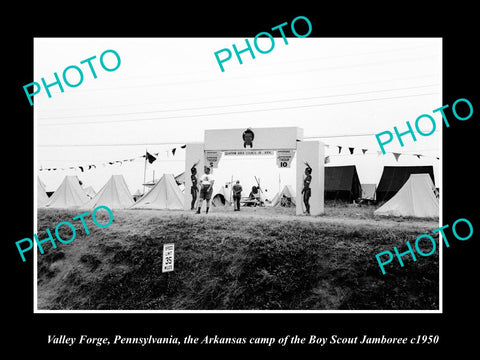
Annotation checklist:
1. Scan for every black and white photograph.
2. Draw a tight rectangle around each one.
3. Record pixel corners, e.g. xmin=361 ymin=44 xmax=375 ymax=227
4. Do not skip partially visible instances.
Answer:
xmin=33 ymin=37 xmax=442 ymax=311
xmin=6 ymin=6 xmax=478 ymax=356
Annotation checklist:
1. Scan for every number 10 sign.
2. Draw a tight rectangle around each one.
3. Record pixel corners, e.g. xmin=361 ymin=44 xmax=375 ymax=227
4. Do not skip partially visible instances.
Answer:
xmin=162 ymin=243 xmax=175 ymax=272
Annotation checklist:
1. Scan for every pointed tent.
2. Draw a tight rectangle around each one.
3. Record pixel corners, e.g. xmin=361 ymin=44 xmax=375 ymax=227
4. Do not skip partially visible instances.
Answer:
xmin=374 ymin=174 xmax=439 ymax=218
xmin=211 ymin=185 xmax=231 ymax=207
xmin=45 ymin=175 xmax=90 ymax=208
xmin=37 ymin=177 xmax=50 ymax=207
xmin=83 ymin=175 xmax=134 ymax=209
xmin=130 ymin=173 xmax=184 ymax=210
xmin=271 ymin=185 xmax=296 ymax=207
xmin=324 ymin=165 xmax=362 ymax=201
xmin=376 ymin=165 xmax=434 ymax=202
xmin=38 ymin=177 xmax=46 ymax=190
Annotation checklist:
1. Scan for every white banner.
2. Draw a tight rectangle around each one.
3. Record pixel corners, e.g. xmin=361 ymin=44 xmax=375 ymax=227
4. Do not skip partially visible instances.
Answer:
xmin=204 ymin=151 xmax=222 ymax=168
xmin=223 ymin=150 xmax=274 ymax=156
xmin=276 ymin=150 xmax=295 ymax=168
xmin=162 ymin=243 xmax=175 ymax=273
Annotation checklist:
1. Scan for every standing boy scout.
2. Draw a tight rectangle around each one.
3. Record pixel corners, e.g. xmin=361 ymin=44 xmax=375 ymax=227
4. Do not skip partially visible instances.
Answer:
xmin=232 ymin=180 xmax=243 ymax=211
xmin=196 ymin=167 xmax=215 ymax=214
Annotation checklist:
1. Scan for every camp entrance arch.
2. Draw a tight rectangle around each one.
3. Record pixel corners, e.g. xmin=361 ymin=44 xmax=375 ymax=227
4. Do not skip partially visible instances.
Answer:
xmin=184 ymin=127 xmax=325 ymax=216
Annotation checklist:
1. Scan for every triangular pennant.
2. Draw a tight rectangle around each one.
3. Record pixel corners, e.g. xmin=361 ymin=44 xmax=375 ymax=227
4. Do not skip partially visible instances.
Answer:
xmin=349 ymin=147 xmax=354 ymax=155
xmin=415 ymin=154 xmax=422 ymax=159
xmin=146 ymin=151 xmax=157 ymax=164
xmin=393 ymin=153 xmax=401 ymax=162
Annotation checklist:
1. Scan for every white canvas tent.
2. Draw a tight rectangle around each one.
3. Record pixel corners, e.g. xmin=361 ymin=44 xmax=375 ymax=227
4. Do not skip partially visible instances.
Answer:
xmin=83 ymin=175 xmax=134 ymax=209
xmin=271 ymin=185 xmax=296 ymax=207
xmin=131 ymin=173 xmax=184 ymax=210
xmin=84 ymin=186 xmax=96 ymax=199
xmin=211 ymin=185 xmax=231 ymax=207
xmin=37 ymin=177 xmax=50 ymax=207
xmin=38 ymin=177 xmax=47 ymax=190
xmin=374 ymin=174 xmax=439 ymax=218
xmin=45 ymin=175 xmax=90 ymax=208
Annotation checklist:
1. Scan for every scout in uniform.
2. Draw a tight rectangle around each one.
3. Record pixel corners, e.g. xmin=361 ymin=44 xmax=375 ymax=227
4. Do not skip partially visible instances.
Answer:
xmin=232 ymin=180 xmax=243 ymax=211
xmin=196 ymin=166 xmax=215 ymax=214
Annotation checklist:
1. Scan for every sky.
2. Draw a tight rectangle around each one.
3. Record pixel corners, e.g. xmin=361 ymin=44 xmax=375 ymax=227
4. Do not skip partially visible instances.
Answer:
xmin=35 ymin=37 xmax=442 ymax=199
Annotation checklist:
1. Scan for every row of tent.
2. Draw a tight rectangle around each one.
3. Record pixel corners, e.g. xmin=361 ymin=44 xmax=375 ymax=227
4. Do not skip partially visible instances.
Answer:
xmin=268 ymin=167 xmax=438 ymax=218
xmin=38 ymin=165 xmax=438 ymax=217
xmin=266 ymin=165 xmax=435 ymax=203
xmin=172 ymin=165 xmax=436 ymax=204
xmin=322 ymin=164 xmax=435 ymax=202
xmin=38 ymin=173 xmax=248 ymax=210
xmin=38 ymin=174 xmax=185 ymax=210
xmin=271 ymin=173 xmax=438 ymax=217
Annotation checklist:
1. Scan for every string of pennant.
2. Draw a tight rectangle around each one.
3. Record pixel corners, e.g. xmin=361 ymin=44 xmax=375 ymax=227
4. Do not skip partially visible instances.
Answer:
xmin=38 ymin=143 xmax=438 ymax=172
xmin=38 ymin=145 xmax=187 ymax=172
xmin=322 ymin=143 xmax=440 ymax=164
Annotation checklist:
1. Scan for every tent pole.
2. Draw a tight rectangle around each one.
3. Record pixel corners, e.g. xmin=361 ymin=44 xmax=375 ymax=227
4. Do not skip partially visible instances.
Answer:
xmin=143 ymin=149 xmax=147 ymax=195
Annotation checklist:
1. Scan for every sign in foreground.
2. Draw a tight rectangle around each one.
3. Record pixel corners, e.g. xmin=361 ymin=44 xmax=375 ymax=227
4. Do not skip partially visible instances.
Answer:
xmin=162 ymin=243 xmax=175 ymax=272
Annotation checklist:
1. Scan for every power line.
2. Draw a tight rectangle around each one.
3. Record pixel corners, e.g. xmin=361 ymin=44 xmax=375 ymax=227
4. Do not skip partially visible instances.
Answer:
xmin=38 ymin=129 xmax=440 ymax=148
xmin=38 ymin=141 xmax=189 ymax=147
xmin=41 ymin=73 xmax=439 ymax=113
xmin=40 ymin=53 xmax=439 ymax=95
xmin=39 ymin=92 xmax=439 ymax=126
xmin=39 ymin=84 xmax=439 ymax=120
xmin=304 ymin=129 xmax=441 ymax=139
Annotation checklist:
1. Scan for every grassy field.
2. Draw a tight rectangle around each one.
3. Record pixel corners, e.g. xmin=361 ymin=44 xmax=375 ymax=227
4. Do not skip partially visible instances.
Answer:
xmin=36 ymin=203 xmax=439 ymax=310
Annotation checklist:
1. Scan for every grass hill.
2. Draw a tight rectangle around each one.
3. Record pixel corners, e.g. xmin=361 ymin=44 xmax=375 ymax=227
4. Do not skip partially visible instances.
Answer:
xmin=37 ymin=205 xmax=439 ymax=310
